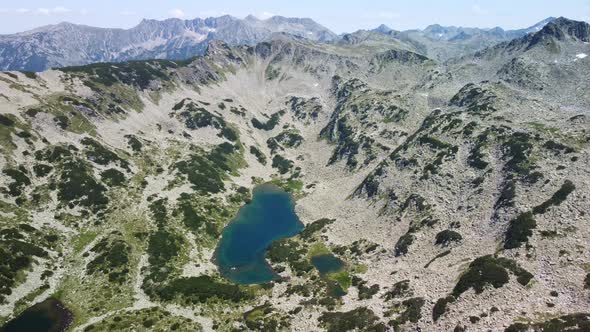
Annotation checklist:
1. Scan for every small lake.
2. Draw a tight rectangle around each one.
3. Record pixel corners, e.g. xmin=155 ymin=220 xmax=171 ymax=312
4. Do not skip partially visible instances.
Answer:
xmin=310 ymin=254 xmax=345 ymax=275
xmin=215 ymin=184 xmax=304 ymax=284
xmin=0 ymin=298 xmax=73 ymax=332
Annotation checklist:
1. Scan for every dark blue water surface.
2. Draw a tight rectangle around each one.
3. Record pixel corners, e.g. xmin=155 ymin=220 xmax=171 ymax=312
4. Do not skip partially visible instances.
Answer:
xmin=0 ymin=298 xmax=72 ymax=332
xmin=215 ymin=184 xmax=303 ymax=284
xmin=311 ymin=254 xmax=345 ymax=275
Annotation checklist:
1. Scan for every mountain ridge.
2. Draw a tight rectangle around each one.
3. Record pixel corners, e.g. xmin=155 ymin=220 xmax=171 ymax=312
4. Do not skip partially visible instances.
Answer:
xmin=0 ymin=14 xmax=337 ymax=71
xmin=0 ymin=16 xmax=569 ymax=71
xmin=0 ymin=15 xmax=589 ymax=331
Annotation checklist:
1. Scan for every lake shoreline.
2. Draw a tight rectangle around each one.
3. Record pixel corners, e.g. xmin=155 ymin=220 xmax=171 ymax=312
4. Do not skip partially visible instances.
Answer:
xmin=213 ymin=183 xmax=304 ymax=285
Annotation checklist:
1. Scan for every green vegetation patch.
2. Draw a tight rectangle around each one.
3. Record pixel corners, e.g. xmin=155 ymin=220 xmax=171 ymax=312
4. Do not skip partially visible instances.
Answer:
xmin=86 ymin=233 xmax=131 ymax=283
xmin=351 ymin=276 xmax=380 ymax=300
xmin=242 ymin=303 xmax=291 ymax=332
xmin=61 ymin=59 xmax=177 ymax=90
xmin=495 ymin=257 xmax=534 ymax=286
xmin=267 ymin=130 xmax=304 ymax=154
xmin=319 ymin=307 xmax=383 ymax=332
xmin=321 ymin=116 xmax=362 ymax=169
xmin=0 ymin=114 xmax=16 ymax=127
xmin=100 ymin=168 xmax=126 ymax=187
xmin=174 ymin=194 xmax=207 ymax=232
xmin=382 ymin=280 xmax=412 ymax=301
xmin=0 ymin=234 xmax=49 ymax=302
xmin=453 ymin=255 xmax=533 ymax=297
xmin=433 ymin=296 xmax=455 ymax=321
xmin=501 ymin=132 xmax=535 ymax=177
xmin=174 ymin=101 xmax=239 ymax=141
xmin=251 ymin=110 xmax=285 ymax=131
xmin=505 ymin=313 xmax=590 ymax=332
xmin=33 ymin=164 xmax=53 ymax=177
xmin=435 ymin=230 xmax=463 ymax=247
xmin=394 ymin=233 xmax=415 ymax=256
xmin=81 ymin=137 xmax=130 ymax=170
xmin=143 ymin=228 xmax=182 ymax=287
xmin=34 ymin=145 xmax=73 ymax=163
xmin=543 ymin=140 xmax=575 ymax=155
xmin=0 ymin=113 xmax=32 ymax=155
xmin=300 ymin=218 xmax=335 ymax=240
xmin=158 ymin=276 xmax=252 ymax=304
xmin=124 ymin=135 xmax=143 ymax=152
xmin=249 ymin=146 xmax=267 ymax=165
xmin=504 ymin=212 xmax=536 ymax=249
xmin=271 ymin=155 xmax=294 ymax=174
xmin=267 ymin=239 xmax=305 ymax=264
xmin=83 ymin=307 xmax=201 ymax=332
xmin=2 ymin=168 xmax=31 ymax=197
xmin=266 ymin=239 xmax=312 ymax=277
xmin=387 ymin=297 xmax=425 ymax=328
xmin=174 ymin=142 xmax=244 ymax=194
xmin=468 ymin=131 xmax=490 ymax=170
xmin=453 ymin=255 xmax=509 ymax=297
xmin=532 ymin=180 xmax=575 ymax=215
xmin=287 ymin=96 xmax=322 ymax=121
xmin=57 ymin=159 xmax=109 ymax=213
xmin=450 ymin=84 xmax=497 ymax=113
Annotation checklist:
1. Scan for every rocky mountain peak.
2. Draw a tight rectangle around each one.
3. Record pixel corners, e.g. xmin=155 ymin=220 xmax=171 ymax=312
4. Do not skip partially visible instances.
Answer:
xmin=539 ymin=17 xmax=590 ymax=42
xmin=373 ymin=24 xmax=394 ymax=34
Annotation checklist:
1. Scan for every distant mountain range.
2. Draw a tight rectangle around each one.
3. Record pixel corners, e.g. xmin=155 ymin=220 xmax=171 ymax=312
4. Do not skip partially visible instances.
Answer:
xmin=0 ymin=15 xmax=563 ymax=71
xmin=0 ymin=13 xmax=590 ymax=331
xmin=0 ymin=15 xmax=337 ymax=71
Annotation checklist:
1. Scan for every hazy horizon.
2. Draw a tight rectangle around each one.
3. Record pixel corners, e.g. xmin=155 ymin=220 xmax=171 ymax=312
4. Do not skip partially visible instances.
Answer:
xmin=0 ymin=0 xmax=589 ymax=35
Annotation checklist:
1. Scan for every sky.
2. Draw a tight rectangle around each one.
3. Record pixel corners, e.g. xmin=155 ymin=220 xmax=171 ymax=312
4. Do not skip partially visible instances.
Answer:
xmin=0 ymin=0 xmax=589 ymax=34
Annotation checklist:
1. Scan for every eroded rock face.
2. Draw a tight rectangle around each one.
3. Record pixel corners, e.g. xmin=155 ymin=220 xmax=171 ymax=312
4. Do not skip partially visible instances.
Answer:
xmin=0 ymin=17 xmax=589 ymax=332
xmin=0 ymin=15 xmax=338 ymax=72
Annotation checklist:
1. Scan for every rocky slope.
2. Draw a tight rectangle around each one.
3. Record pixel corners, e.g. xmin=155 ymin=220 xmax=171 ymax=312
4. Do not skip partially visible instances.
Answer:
xmin=0 ymin=17 xmax=589 ymax=332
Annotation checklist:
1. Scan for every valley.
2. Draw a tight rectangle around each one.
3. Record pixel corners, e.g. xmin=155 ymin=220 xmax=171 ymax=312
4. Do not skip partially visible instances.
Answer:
xmin=0 ymin=16 xmax=589 ymax=332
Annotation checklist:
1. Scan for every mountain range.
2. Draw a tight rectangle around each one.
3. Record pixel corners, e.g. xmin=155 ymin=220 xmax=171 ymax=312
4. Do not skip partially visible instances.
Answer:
xmin=0 ymin=13 xmax=589 ymax=332
xmin=0 ymin=15 xmax=561 ymax=71
xmin=0 ymin=15 xmax=338 ymax=71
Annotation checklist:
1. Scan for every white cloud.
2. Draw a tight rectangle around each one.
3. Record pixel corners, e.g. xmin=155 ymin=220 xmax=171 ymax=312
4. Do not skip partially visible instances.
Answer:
xmin=471 ymin=5 xmax=487 ymax=15
xmin=52 ymin=6 xmax=71 ymax=13
xmin=168 ymin=8 xmax=185 ymax=18
xmin=36 ymin=7 xmax=72 ymax=15
xmin=258 ymin=12 xmax=275 ymax=19
xmin=198 ymin=10 xmax=227 ymax=18
xmin=0 ymin=7 xmax=80 ymax=16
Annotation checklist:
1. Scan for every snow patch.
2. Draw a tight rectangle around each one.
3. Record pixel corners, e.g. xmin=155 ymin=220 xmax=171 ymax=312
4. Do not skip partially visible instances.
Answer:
xmin=575 ymin=53 xmax=588 ymax=59
xmin=182 ymin=30 xmax=207 ymax=41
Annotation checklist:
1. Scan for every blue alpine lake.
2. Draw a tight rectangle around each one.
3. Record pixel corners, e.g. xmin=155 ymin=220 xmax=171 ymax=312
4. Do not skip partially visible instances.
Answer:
xmin=310 ymin=254 xmax=345 ymax=276
xmin=214 ymin=184 xmax=304 ymax=284
xmin=0 ymin=298 xmax=73 ymax=332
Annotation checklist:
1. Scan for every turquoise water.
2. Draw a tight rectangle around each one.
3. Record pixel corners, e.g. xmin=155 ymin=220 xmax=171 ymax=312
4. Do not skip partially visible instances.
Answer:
xmin=215 ymin=184 xmax=303 ymax=284
xmin=310 ymin=254 xmax=345 ymax=275
xmin=0 ymin=298 xmax=72 ymax=332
